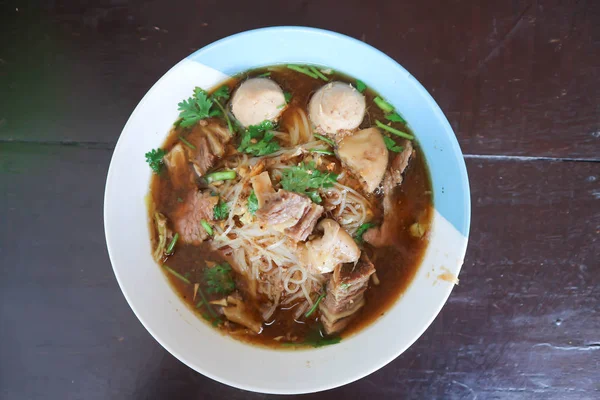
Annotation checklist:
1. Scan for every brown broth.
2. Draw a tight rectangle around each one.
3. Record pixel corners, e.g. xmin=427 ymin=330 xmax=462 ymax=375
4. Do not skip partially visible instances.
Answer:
xmin=149 ymin=65 xmax=433 ymax=348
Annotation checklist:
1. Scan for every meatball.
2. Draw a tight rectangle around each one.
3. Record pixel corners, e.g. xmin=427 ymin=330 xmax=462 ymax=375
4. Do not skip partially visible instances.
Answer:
xmin=308 ymin=81 xmax=366 ymax=137
xmin=231 ymin=78 xmax=286 ymax=127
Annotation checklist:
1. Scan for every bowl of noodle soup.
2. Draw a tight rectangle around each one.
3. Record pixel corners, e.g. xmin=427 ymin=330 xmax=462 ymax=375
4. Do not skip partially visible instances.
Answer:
xmin=104 ymin=27 xmax=470 ymax=394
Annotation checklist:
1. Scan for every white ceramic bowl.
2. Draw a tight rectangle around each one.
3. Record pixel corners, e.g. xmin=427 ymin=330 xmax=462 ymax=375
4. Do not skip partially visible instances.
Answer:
xmin=104 ymin=27 xmax=470 ymax=394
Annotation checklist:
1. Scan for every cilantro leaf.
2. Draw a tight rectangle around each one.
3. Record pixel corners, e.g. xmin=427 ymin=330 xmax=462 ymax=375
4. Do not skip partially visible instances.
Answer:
xmin=177 ymin=86 xmax=233 ymax=129
xmin=282 ymin=323 xmax=341 ymax=348
xmin=145 ymin=148 xmax=166 ymax=174
xmin=280 ymin=162 xmax=338 ymax=204
xmin=204 ymin=263 xmax=235 ymax=294
xmin=355 ymin=79 xmax=367 ymax=93
xmin=247 ymin=190 xmax=259 ymax=215
xmin=238 ymin=120 xmax=280 ymax=156
xmin=383 ymin=136 xmax=403 ymax=153
xmin=354 ymin=222 xmax=376 ymax=243
xmin=284 ymin=91 xmax=292 ymax=103
xmin=178 ymin=88 xmax=213 ymax=127
xmin=213 ymin=200 xmax=229 ymax=220
xmin=210 ymin=85 xmax=230 ymax=103
xmin=385 ymin=112 xmax=406 ymax=123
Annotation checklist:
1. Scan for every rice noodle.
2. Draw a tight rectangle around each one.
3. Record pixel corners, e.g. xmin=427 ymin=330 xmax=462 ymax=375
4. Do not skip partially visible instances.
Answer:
xmin=206 ymin=112 xmax=374 ymax=321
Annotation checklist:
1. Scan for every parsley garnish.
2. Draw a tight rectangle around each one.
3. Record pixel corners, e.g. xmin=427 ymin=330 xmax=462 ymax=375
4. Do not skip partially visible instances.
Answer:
xmin=280 ymin=162 xmax=338 ymax=204
xmin=383 ymin=136 xmax=403 ymax=153
xmin=355 ymin=79 xmax=367 ymax=93
xmin=213 ymin=200 xmax=229 ymax=220
xmin=210 ymin=85 xmax=230 ymax=103
xmin=177 ymin=86 xmax=231 ymax=129
xmin=177 ymin=88 xmax=216 ymax=127
xmin=247 ymin=190 xmax=258 ymax=215
xmin=204 ymin=263 xmax=235 ymax=295
xmin=238 ymin=120 xmax=280 ymax=156
xmin=282 ymin=324 xmax=341 ymax=348
xmin=196 ymin=287 xmax=222 ymax=326
xmin=145 ymin=148 xmax=166 ymax=174
xmin=354 ymin=222 xmax=376 ymax=243
xmin=284 ymin=91 xmax=292 ymax=104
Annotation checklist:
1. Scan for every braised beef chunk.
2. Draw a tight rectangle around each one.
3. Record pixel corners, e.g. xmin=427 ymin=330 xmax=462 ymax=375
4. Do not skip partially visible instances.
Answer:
xmin=364 ymin=141 xmax=414 ymax=247
xmin=285 ymin=202 xmax=323 ymax=241
xmin=386 ymin=140 xmax=413 ymax=189
xmin=256 ymin=190 xmax=324 ymax=241
xmin=184 ymin=121 xmax=231 ymax=177
xmin=319 ymin=254 xmax=376 ymax=335
xmin=257 ymin=190 xmax=311 ymax=225
xmin=172 ymin=191 xmax=218 ymax=245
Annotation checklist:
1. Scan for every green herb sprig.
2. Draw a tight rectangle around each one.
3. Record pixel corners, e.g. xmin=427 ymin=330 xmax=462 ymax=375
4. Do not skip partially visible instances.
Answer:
xmin=145 ymin=148 xmax=166 ymax=174
xmin=280 ymin=162 xmax=338 ymax=204
xmin=204 ymin=263 xmax=236 ymax=295
xmin=238 ymin=120 xmax=280 ymax=156
xmin=354 ymin=222 xmax=377 ymax=243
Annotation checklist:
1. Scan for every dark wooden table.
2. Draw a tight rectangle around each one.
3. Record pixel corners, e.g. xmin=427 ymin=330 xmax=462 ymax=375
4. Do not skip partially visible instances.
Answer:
xmin=1 ymin=1 xmax=598 ymax=399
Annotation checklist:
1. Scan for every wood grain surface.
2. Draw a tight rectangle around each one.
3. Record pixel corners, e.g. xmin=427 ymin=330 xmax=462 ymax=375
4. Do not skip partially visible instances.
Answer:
xmin=0 ymin=0 xmax=598 ymax=399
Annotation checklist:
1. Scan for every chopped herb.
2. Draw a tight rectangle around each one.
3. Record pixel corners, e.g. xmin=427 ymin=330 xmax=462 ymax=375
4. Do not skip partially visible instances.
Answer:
xmin=196 ymin=287 xmax=222 ymax=326
xmin=313 ymin=133 xmax=335 ymax=147
xmin=165 ymin=233 xmax=179 ymax=254
xmin=202 ymin=312 xmax=222 ymax=327
xmin=145 ymin=148 xmax=166 ymax=174
xmin=280 ymin=161 xmax=338 ymax=204
xmin=284 ymin=91 xmax=292 ymax=104
xmin=308 ymin=335 xmax=341 ymax=347
xmin=256 ymin=71 xmax=271 ymax=77
xmin=205 ymin=170 xmax=237 ymax=183
xmin=310 ymin=149 xmax=335 ymax=156
xmin=200 ymin=219 xmax=213 ymax=236
xmin=238 ymin=120 xmax=280 ymax=156
xmin=283 ymin=324 xmax=341 ymax=348
xmin=177 ymin=86 xmax=231 ymax=129
xmin=385 ymin=112 xmax=406 ymax=123
xmin=178 ymin=136 xmax=196 ymax=149
xmin=354 ymin=222 xmax=376 ymax=243
xmin=204 ymin=263 xmax=235 ymax=294
xmin=286 ymin=64 xmax=319 ymax=79
xmin=340 ymin=283 xmax=351 ymax=290
xmin=375 ymin=120 xmax=414 ymax=140
xmin=247 ymin=190 xmax=259 ymax=215
xmin=210 ymin=85 xmax=230 ymax=103
xmin=213 ymin=201 xmax=229 ymax=220
xmin=177 ymin=88 xmax=215 ymax=127
xmin=373 ymin=96 xmax=395 ymax=113
xmin=305 ymin=290 xmax=326 ymax=317
xmin=212 ymin=99 xmax=234 ymax=134
xmin=383 ymin=136 xmax=403 ymax=152
xmin=309 ymin=66 xmax=329 ymax=81
xmin=177 ymin=197 xmax=184 ymax=203
xmin=355 ymin=79 xmax=367 ymax=93
xmin=163 ymin=264 xmax=191 ymax=284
